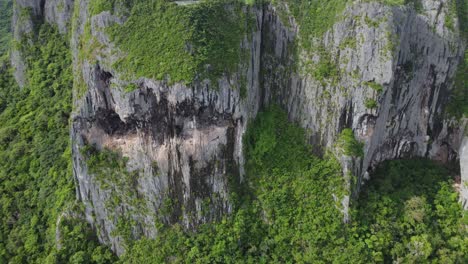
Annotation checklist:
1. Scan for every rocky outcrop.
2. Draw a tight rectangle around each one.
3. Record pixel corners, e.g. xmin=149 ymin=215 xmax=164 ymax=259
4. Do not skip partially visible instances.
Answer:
xmin=262 ymin=2 xmax=466 ymax=200
xmin=460 ymin=136 xmax=468 ymax=209
xmin=11 ymin=0 xmax=42 ymax=87
xmin=71 ymin=1 xmax=466 ymax=253
xmin=11 ymin=0 xmax=74 ymax=87
xmin=44 ymin=0 xmax=74 ymax=34
xmin=70 ymin=2 xmax=263 ymax=254
xmin=11 ymin=0 xmax=466 ymax=254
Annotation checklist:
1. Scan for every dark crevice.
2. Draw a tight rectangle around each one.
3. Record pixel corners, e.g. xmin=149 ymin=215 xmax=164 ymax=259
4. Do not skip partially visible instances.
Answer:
xmin=166 ymin=147 xmax=184 ymax=225
xmin=94 ymin=108 xmax=136 ymax=135
xmin=39 ymin=0 xmax=46 ymax=17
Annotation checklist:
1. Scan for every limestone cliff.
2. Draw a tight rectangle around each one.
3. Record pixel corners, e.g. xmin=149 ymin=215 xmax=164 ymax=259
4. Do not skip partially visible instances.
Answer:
xmin=11 ymin=0 xmax=73 ymax=87
xmin=11 ymin=0 xmax=467 ymax=254
xmin=262 ymin=1 xmax=467 ymax=219
xmin=69 ymin=1 xmax=263 ymax=254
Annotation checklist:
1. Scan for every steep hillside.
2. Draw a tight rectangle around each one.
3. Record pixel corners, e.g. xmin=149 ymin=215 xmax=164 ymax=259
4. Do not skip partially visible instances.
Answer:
xmin=0 ymin=0 xmax=467 ymax=262
xmin=0 ymin=24 xmax=115 ymax=262
xmin=0 ymin=0 xmax=12 ymax=55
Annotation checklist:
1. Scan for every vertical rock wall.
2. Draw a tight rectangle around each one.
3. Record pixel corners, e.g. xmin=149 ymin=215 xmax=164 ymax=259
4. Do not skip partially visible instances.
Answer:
xmin=261 ymin=2 xmax=466 ymax=203
xmin=10 ymin=0 xmax=467 ymax=254
xmin=460 ymin=137 xmax=468 ymax=209
xmin=69 ymin=2 xmax=264 ymax=254
xmin=11 ymin=0 xmax=73 ymax=86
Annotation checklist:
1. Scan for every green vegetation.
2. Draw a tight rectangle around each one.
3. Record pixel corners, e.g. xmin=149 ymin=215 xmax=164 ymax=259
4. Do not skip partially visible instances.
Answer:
xmin=116 ymin=107 xmax=465 ymax=263
xmin=0 ymin=0 xmax=12 ymax=56
xmin=124 ymin=83 xmax=138 ymax=93
xmin=0 ymin=58 xmax=16 ymax=113
xmin=355 ymin=159 xmax=467 ymax=262
xmin=455 ymin=0 xmax=468 ymax=40
xmin=339 ymin=37 xmax=358 ymax=50
xmin=89 ymin=0 xmax=117 ymax=16
xmin=273 ymin=0 xmax=349 ymax=51
xmin=81 ymin=145 xmax=135 ymax=190
xmin=446 ymin=49 xmax=468 ymax=118
xmin=364 ymin=14 xmax=381 ymax=28
xmin=364 ymin=98 xmax=378 ymax=109
xmin=119 ymin=106 xmax=356 ymax=263
xmin=446 ymin=0 xmax=467 ymax=33
xmin=0 ymin=25 xmax=114 ymax=263
xmin=382 ymin=30 xmax=399 ymax=59
xmin=365 ymin=81 xmax=384 ymax=93
xmin=54 ymin=211 xmax=117 ymax=264
xmin=336 ymin=128 xmax=364 ymax=157
xmin=444 ymin=0 xmax=467 ymax=119
xmin=446 ymin=0 xmax=457 ymax=31
xmin=312 ymin=49 xmax=340 ymax=82
xmin=81 ymin=145 xmax=149 ymax=245
xmin=106 ymin=0 xmax=254 ymax=86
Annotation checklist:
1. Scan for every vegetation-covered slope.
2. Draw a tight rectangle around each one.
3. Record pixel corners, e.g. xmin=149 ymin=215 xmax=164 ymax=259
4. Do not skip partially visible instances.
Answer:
xmin=356 ymin=159 xmax=467 ymax=262
xmin=87 ymin=0 xmax=255 ymax=86
xmin=1 ymin=0 xmax=466 ymax=263
xmin=0 ymin=0 xmax=12 ymax=56
xmin=0 ymin=25 xmax=115 ymax=263
xmin=118 ymin=107 xmax=467 ymax=263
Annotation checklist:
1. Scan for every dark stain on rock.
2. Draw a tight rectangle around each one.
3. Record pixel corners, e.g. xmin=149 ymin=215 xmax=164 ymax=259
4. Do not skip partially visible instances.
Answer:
xmin=94 ymin=108 xmax=136 ymax=135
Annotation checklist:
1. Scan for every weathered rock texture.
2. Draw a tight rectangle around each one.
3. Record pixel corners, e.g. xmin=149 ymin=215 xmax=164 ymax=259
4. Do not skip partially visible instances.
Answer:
xmin=69 ymin=1 xmax=263 ymax=254
xmin=460 ymin=136 xmax=468 ymax=209
xmin=11 ymin=0 xmax=73 ymax=87
xmin=12 ymin=0 xmax=467 ymax=254
xmin=262 ymin=2 xmax=467 ymax=214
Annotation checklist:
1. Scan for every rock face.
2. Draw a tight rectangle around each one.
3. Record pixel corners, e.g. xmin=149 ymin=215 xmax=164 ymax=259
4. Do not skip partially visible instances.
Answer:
xmin=460 ymin=137 xmax=468 ymax=209
xmin=69 ymin=1 xmax=263 ymax=254
xmin=262 ymin=2 xmax=467 ymax=200
xmin=11 ymin=0 xmax=42 ymax=87
xmin=44 ymin=0 xmax=74 ymax=34
xmin=11 ymin=0 xmax=467 ymax=254
xmin=11 ymin=0 xmax=74 ymax=87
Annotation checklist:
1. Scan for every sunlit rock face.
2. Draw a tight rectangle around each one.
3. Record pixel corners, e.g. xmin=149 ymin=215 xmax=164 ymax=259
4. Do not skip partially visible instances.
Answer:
xmin=69 ymin=2 xmax=263 ymax=254
xmin=460 ymin=137 xmax=468 ymax=210
xmin=262 ymin=2 xmax=465 ymax=215
xmin=12 ymin=0 xmax=466 ymax=254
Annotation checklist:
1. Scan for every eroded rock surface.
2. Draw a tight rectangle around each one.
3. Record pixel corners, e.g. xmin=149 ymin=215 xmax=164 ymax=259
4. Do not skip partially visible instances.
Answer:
xmin=11 ymin=0 xmax=74 ymax=86
xmin=70 ymin=2 xmax=263 ymax=254
xmin=460 ymin=137 xmax=468 ymax=209
xmin=71 ymin=1 xmax=467 ymax=253
xmin=11 ymin=0 xmax=467 ymax=254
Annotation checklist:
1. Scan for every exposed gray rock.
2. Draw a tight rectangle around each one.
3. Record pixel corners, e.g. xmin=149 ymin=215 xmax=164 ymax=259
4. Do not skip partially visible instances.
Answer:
xmin=10 ymin=0 xmax=466 ymax=255
xmin=71 ymin=3 xmax=263 ymax=254
xmin=11 ymin=0 xmax=74 ymax=87
xmin=460 ymin=136 xmax=468 ymax=209
xmin=44 ymin=0 xmax=74 ymax=34
xmin=262 ymin=2 xmax=466 ymax=198
xmin=11 ymin=0 xmax=41 ymax=87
